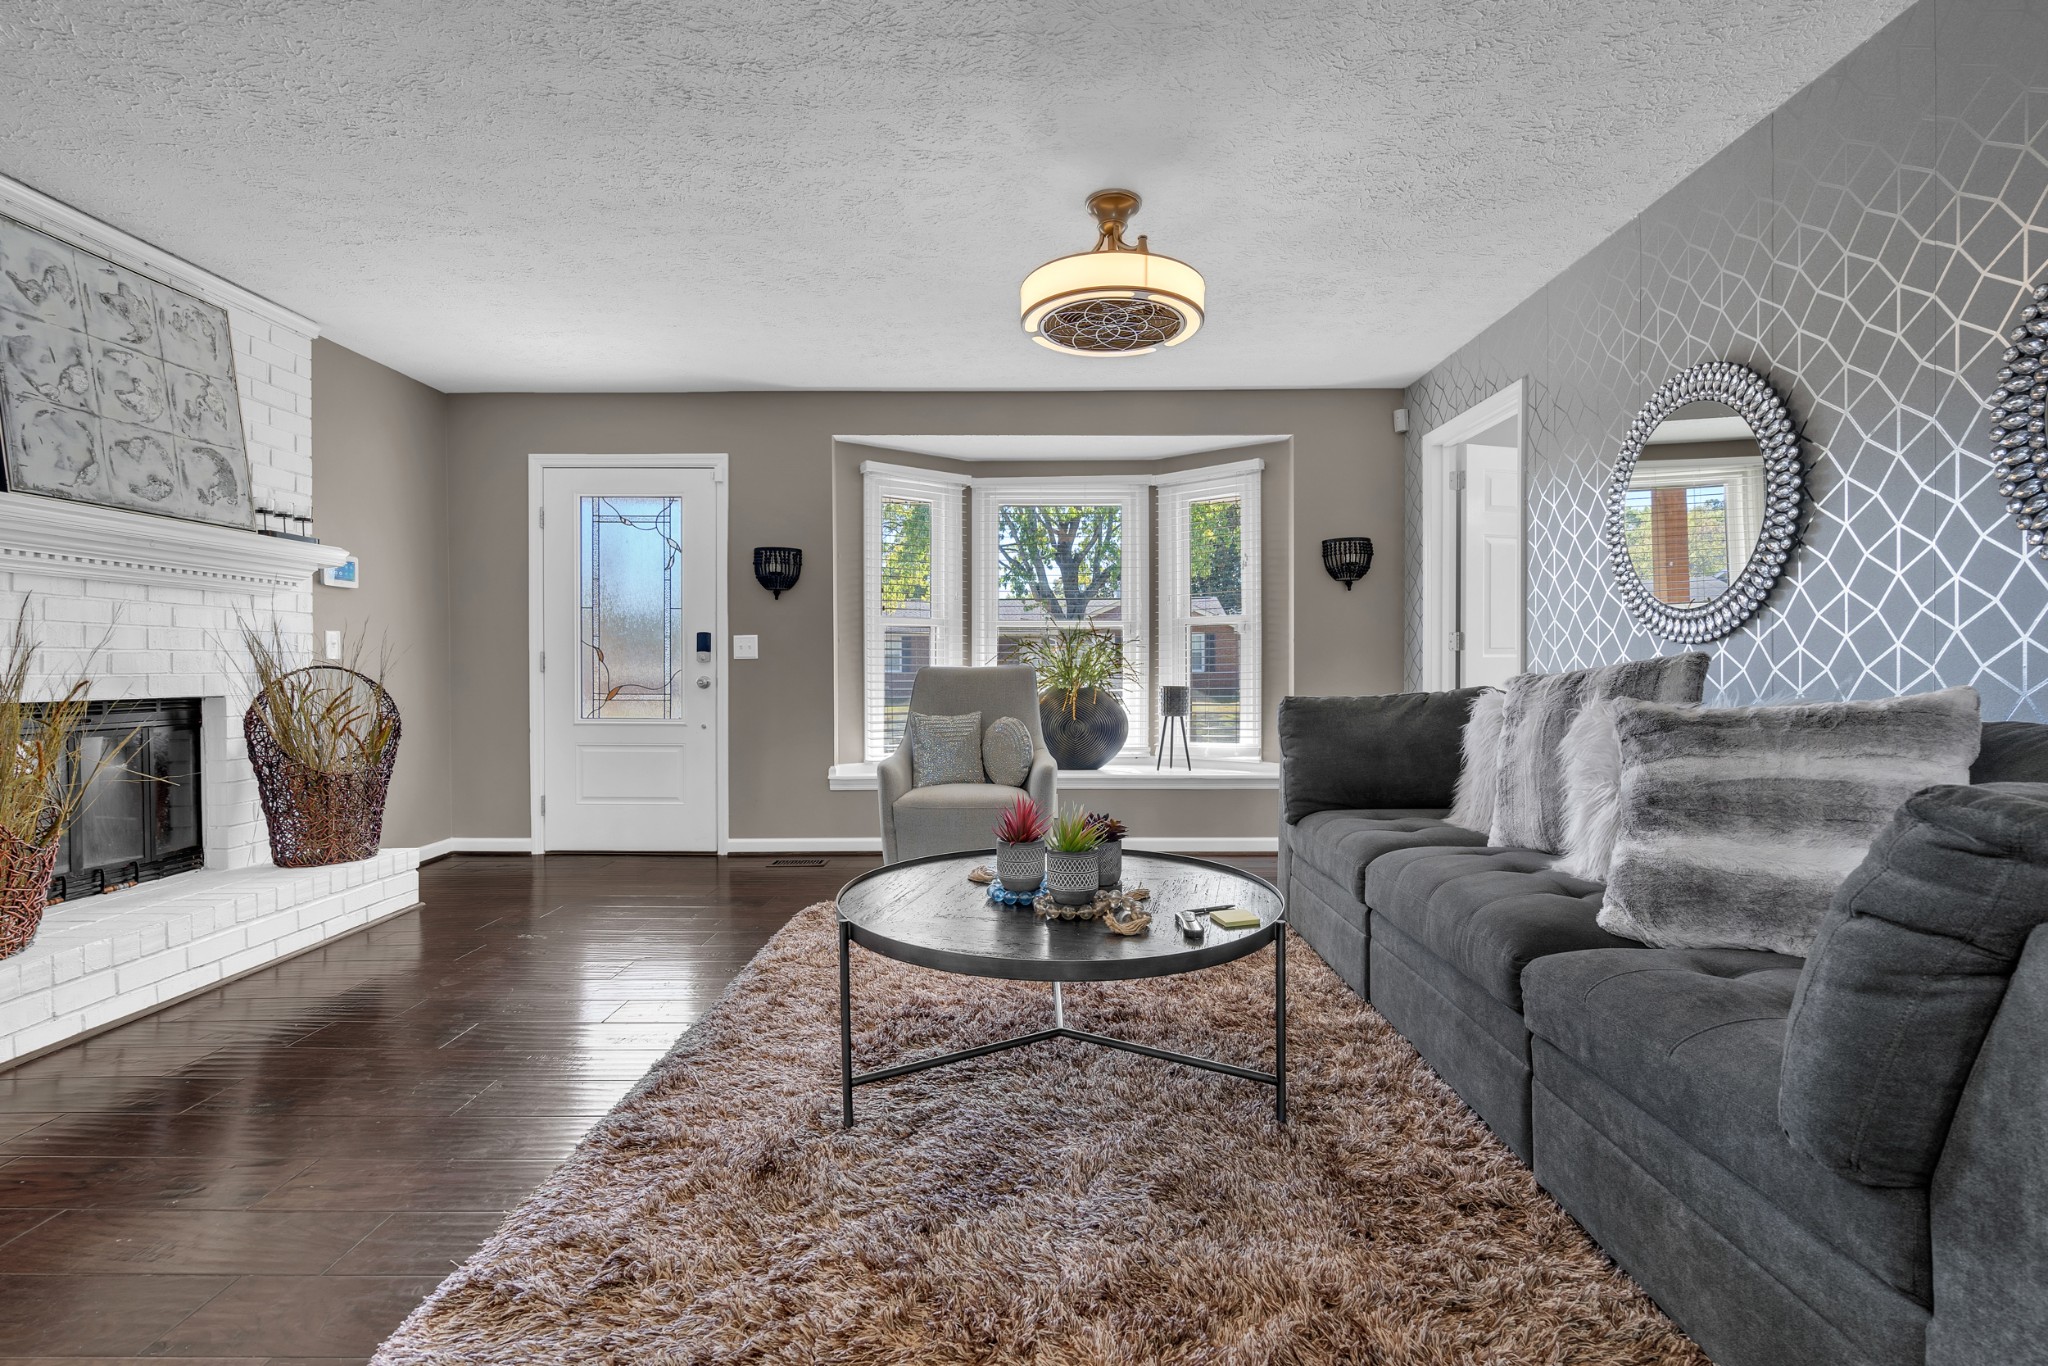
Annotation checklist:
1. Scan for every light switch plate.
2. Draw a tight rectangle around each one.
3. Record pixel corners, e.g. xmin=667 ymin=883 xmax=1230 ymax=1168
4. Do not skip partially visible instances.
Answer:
xmin=324 ymin=629 xmax=343 ymax=660
xmin=732 ymin=634 xmax=759 ymax=660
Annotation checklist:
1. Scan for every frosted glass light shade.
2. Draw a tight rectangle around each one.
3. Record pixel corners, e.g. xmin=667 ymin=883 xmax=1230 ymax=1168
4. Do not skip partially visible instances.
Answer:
xmin=1020 ymin=249 xmax=1206 ymax=356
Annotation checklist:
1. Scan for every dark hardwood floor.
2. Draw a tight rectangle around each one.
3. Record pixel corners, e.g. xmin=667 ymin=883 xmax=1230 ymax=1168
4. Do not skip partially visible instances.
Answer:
xmin=0 ymin=849 xmax=1275 ymax=1363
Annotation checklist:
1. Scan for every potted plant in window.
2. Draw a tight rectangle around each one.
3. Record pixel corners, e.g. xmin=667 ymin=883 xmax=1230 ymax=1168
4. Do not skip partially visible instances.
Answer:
xmin=1087 ymin=812 xmax=1126 ymax=887
xmin=992 ymin=794 xmax=1049 ymax=894
xmin=1043 ymin=806 xmax=1103 ymax=908
xmin=1012 ymin=626 xmax=1131 ymax=770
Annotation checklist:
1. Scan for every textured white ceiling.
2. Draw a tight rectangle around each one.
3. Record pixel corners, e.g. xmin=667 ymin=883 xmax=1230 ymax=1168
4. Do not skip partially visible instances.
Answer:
xmin=0 ymin=0 xmax=1913 ymax=393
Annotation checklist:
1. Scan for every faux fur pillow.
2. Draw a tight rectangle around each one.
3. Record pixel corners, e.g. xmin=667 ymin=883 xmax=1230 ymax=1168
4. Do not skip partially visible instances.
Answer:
xmin=1444 ymin=690 xmax=1504 ymax=835
xmin=1598 ymin=687 xmax=1984 ymax=955
xmin=1552 ymin=699 xmax=1626 ymax=880
xmin=1489 ymin=654 xmax=1710 ymax=853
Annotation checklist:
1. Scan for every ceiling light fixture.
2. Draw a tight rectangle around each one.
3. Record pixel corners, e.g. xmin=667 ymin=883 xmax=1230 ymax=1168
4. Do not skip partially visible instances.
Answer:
xmin=1020 ymin=190 xmax=1205 ymax=357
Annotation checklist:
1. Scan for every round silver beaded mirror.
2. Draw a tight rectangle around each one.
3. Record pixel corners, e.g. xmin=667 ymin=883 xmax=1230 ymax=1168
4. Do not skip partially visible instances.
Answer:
xmin=1603 ymin=361 xmax=1803 ymax=643
xmin=1988 ymin=278 xmax=2048 ymax=560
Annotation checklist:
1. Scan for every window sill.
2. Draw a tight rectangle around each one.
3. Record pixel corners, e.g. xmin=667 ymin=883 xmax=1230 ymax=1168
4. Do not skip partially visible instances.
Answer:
xmin=827 ymin=760 xmax=1278 ymax=792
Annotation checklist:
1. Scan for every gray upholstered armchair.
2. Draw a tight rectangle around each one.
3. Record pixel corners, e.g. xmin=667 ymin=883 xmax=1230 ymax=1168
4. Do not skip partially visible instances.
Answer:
xmin=878 ymin=666 xmax=1058 ymax=864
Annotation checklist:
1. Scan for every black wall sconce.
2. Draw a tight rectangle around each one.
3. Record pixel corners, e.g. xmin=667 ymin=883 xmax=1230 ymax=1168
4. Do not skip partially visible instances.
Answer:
xmin=1321 ymin=537 xmax=1374 ymax=590
xmin=753 ymin=547 xmax=803 ymax=599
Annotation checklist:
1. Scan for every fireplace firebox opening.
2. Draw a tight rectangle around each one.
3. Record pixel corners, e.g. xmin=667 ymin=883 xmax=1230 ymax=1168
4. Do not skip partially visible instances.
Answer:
xmin=48 ymin=698 xmax=205 ymax=902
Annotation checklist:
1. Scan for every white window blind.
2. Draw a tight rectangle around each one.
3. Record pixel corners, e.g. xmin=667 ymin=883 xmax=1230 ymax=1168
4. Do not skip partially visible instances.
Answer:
xmin=1158 ymin=463 xmax=1262 ymax=757
xmin=971 ymin=478 xmax=1150 ymax=759
xmin=862 ymin=462 xmax=966 ymax=760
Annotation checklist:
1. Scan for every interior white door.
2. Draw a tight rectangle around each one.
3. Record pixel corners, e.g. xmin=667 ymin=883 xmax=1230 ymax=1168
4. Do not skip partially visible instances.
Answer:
xmin=540 ymin=467 xmax=719 ymax=850
xmin=1459 ymin=442 xmax=1524 ymax=689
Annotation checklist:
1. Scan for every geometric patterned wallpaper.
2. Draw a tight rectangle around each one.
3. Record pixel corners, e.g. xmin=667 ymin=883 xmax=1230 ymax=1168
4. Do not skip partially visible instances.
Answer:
xmin=1403 ymin=0 xmax=2048 ymax=722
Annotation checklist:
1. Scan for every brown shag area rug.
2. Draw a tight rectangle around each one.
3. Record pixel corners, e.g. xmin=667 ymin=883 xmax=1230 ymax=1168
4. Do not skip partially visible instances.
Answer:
xmin=374 ymin=903 xmax=1708 ymax=1365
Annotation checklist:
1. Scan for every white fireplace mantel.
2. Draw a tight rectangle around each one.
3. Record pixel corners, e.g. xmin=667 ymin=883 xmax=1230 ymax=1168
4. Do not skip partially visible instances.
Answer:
xmin=0 ymin=492 xmax=349 ymax=593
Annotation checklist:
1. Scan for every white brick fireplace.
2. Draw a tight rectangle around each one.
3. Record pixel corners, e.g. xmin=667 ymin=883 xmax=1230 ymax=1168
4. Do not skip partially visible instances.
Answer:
xmin=0 ymin=176 xmax=422 ymax=1064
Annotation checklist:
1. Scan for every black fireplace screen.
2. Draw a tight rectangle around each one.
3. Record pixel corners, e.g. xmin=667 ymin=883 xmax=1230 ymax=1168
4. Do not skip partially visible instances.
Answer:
xmin=49 ymin=698 xmax=204 ymax=902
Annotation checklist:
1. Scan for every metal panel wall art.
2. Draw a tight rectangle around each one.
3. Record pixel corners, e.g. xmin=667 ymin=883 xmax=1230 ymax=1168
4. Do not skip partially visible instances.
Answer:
xmin=0 ymin=214 xmax=254 ymax=529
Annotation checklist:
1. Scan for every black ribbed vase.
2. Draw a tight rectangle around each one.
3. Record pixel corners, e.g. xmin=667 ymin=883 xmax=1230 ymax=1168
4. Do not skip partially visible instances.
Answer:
xmin=1038 ymin=687 xmax=1129 ymax=770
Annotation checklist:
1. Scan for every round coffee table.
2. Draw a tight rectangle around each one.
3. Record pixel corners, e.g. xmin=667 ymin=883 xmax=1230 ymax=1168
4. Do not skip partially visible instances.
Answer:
xmin=834 ymin=849 xmax=1287 ymax=1127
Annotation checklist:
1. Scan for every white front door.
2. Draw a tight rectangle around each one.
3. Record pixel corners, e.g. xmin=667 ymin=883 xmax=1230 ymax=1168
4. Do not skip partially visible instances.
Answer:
xmin=1459 ymin=442 xmax=1524 ymax=689
xmin=539 ymin=467 xmax=720 ymax=850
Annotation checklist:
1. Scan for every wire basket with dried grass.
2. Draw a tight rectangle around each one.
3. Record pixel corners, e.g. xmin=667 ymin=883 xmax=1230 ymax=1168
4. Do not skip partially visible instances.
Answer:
xmin=0 ymin=602 xmax=112 ymax=957
xmin=241 ymin=621 xmax=401 ymax=867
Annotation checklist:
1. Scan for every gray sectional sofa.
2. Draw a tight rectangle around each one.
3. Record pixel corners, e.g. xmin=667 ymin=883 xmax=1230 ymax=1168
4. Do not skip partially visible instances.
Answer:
xmin=1276 ymin=692 xmax=2048 ymax=1366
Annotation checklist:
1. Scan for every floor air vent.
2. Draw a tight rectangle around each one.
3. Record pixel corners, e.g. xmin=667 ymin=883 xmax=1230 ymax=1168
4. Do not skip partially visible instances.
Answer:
xmin=768 ymin=857 xmax=829 ymax=867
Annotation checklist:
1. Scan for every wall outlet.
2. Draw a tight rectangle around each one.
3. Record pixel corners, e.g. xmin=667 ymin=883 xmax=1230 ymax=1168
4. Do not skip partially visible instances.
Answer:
xmin=732 ymin=634 xmax=759 ymax=660
xmin=324 ymin=629 xmax=343 ymax=660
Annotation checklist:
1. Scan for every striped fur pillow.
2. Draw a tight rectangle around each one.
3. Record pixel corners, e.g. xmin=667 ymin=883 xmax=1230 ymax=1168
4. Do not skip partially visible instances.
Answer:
xmin=1597 ymin=687 xmax=1983 ymax=954
xmin=1490 ymin=654 xmax=1710 ymax=853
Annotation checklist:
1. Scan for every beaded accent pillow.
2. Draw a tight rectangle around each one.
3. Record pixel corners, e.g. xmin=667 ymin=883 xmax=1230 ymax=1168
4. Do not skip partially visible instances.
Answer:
xmin=981 ymin=716 xmax=1035 ymax=787
xmin=909 ymin=711 xmax=985 ymax=787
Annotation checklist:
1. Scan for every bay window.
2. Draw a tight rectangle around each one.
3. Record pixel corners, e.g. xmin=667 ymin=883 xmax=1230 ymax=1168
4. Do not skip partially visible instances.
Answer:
xmin=860 ymin=457 xmax=1261 ymax=764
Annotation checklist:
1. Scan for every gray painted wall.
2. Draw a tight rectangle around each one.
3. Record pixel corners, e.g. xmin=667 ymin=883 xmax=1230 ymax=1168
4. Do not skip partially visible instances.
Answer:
xmin=1402 ymin=0 xmax=2048 ymax=721
xmin=310 ymin=340 xmax=455 ymax=847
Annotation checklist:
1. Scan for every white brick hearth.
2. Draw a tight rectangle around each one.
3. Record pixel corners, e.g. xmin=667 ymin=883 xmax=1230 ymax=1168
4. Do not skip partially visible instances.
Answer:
xmin=0 ymin=851 xmax=418 ymax=1066
xmin=0 ymin=176 xmax=423 ymax=1064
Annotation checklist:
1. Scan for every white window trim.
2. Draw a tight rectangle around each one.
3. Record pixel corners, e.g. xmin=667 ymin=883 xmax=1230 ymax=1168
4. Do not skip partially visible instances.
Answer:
xmin=1158 ymin=466 xmax=1263 ymax=758
xmin=858 ymin=456 xmax=1266 ymax=767
xmin=862 ymin=461 xmax=967 ymax=760
xmin=972 ymin=478 xmax=1152 ymax=759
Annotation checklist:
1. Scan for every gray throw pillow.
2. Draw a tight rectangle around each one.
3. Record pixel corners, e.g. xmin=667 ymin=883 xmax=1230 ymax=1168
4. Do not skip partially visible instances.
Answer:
xmin=909 ymin=711 xmax=984 ymax=787
xmin=1278 ymin=689 xmax=1483 ymax=823
xmin=1598 ymin=687 xmax=1983 ymax=955
xmin=1781 ymin=782 xmax=2048 ymax=1186
xmin=981 ymin=716 xmax=1035 ymax=788
xmin=1552 ymin=698 xmax=1627 ymax=881
xmin=1490 ymin=654 xmax=1709 ymax=853
xmin=1443 ymin=689 xmax=1504 ymax=834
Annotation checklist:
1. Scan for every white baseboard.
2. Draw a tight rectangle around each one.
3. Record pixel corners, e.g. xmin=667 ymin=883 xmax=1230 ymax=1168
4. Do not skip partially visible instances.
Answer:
xmin=1125 ymin=836 xmax=1278 ymax=853
xmin=725 ymin=837 xmax=883 ymax=854
xmin=434 ymin=836 xmax=538 ymax=856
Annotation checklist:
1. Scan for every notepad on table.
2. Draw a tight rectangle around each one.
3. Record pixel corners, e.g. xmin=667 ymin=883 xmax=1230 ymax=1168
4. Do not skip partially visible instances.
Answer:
xmin=1207 ymin=906 xmax=1260 ymax=930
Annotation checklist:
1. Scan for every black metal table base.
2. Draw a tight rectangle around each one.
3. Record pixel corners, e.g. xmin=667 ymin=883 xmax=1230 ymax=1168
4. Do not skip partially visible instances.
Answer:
xmin=838 ymin=921 xmax=1287 ymax=1127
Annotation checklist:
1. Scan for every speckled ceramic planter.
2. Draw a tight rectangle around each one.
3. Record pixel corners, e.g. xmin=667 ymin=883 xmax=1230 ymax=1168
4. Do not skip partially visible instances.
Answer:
xmin=995 ymin=839 xmax=1044 ymax=894
xmin=1045 ymin=849 xmax=1101 ymax=907
xmin=1096 ymin=839 xmax=1123 ymax=888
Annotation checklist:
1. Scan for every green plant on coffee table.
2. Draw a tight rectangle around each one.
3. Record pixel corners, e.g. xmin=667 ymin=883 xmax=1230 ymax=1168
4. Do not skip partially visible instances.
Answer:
xmin=1045 ymin=806 xmax=1104 ymax=855
xmin=1009 ymin=626 xmax=1130 ymax=717
xmin=993 ymin=793 xmax=1049 ymax=845
xmin=1086 ymin=812 xmax=1126 ymax=843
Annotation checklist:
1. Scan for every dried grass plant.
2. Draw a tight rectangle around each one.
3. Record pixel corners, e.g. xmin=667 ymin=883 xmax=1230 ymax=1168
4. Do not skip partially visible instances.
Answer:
xmin=0 ymin=599 xmax=109 ymax=851
xmin=240 ymin=619 xmax=397 ymax=775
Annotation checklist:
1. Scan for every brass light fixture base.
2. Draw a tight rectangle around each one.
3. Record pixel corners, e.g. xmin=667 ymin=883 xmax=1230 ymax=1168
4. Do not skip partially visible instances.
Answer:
xmin=1086 ymin=189 xmax=1144 ymax=250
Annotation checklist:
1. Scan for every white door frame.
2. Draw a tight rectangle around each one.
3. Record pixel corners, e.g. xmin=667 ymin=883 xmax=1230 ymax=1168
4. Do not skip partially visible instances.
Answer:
xmin=526 ymin=453 xmax=732 ymax=854
xmin=1419 ymin=381 xmax=1526 ymax=690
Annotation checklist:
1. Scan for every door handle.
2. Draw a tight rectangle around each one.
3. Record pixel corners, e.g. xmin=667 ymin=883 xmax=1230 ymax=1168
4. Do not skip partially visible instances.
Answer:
xmin=696 ymin=676 xmax=712 ymax=689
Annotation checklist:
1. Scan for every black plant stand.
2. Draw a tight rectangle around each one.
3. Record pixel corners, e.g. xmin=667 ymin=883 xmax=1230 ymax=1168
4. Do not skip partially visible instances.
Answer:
xmin=834 ymin=850 xmax=1287 ymax=1127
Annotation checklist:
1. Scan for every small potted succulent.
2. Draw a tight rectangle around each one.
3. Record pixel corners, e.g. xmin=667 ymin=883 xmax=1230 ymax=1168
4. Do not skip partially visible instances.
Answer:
xmin=1043 ymin=806 xmax=1103 ymax=908
xmin=992 ymin=794 xmax=1050 ymax=894
xmin=1087 ymin=812 xmax=1127 ymax=887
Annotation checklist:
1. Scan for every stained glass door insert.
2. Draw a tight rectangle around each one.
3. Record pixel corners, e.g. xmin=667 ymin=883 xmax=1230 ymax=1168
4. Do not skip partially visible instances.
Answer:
xmin=580 ymin=496 xmax=685 ymax=719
